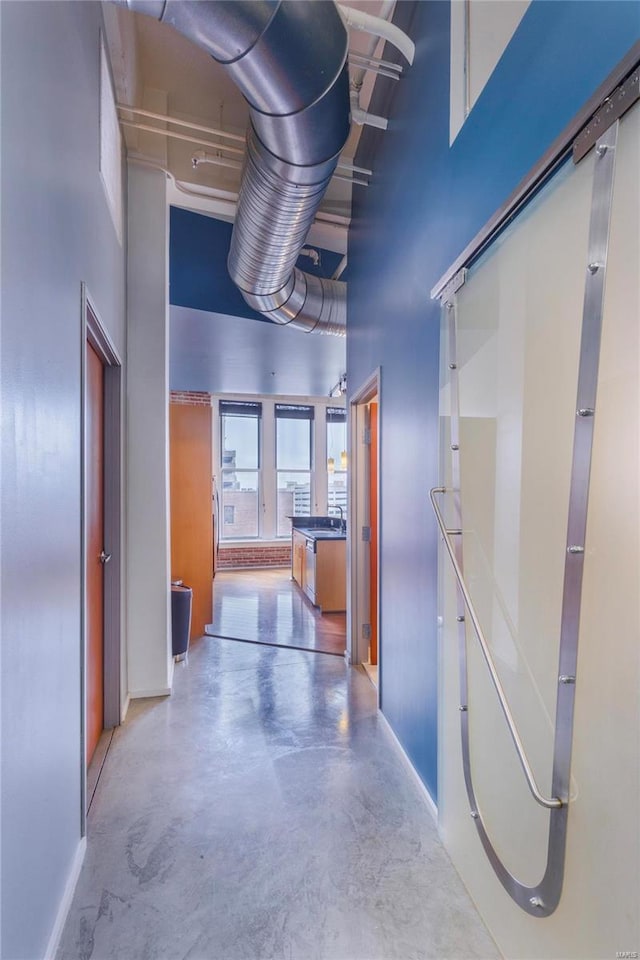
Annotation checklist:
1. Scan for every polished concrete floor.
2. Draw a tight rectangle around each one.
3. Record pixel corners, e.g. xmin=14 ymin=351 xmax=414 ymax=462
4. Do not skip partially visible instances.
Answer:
xmin=58 ymin=639 xmax=498 ymax=960
xmin=206 ymin=568 xmax=347 ymax=656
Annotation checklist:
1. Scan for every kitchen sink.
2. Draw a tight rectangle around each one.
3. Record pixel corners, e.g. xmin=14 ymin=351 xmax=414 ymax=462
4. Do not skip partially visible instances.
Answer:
xmin=300 ymin=527 xmax=345 ymax=537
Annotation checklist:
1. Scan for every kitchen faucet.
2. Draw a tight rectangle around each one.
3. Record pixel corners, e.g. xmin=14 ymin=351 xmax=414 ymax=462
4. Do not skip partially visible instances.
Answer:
xmin=333 ymin=505 xmax=346 ymax=533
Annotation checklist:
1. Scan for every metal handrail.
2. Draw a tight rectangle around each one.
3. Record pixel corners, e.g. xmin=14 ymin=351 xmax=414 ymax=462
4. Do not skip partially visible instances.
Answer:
xmin=430 ymin=486 xmax=563 ymax=810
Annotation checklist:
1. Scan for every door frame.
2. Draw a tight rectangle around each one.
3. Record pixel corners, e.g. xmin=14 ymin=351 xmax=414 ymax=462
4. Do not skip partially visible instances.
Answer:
xmin=347 ymin=369 xmax=381 ymax=699
xmin=80 ymin=283 xmax=122 ymax=832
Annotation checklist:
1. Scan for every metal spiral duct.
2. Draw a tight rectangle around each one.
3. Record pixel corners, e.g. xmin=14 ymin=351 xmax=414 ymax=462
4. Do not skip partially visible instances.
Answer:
xmin=118 ymin=0 xmax=350 ymax=336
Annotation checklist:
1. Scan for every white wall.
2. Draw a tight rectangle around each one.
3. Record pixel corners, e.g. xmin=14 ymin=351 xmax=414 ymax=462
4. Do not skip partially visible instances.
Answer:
xmin=0 ymin=3 xmax=126 ymax=957
xmin=438 ymin=103 xmax=639 ymax=958
xmin=450 ymin=0 xmax=531 ymax=142
xmin=170 ymin=304 xmax=346 ymax=399
xmin=125 ymin=163 xmax=173 ymax=698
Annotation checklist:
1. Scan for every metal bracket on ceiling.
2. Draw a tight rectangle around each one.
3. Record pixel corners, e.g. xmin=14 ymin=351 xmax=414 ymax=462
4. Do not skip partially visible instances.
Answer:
xmin=348 ymin=52 xmax=403 ymax=81
xmin=573 ymin=67 xmax=639 ymax=163
xmin=438 ymin=268 xmax=468 ymax=307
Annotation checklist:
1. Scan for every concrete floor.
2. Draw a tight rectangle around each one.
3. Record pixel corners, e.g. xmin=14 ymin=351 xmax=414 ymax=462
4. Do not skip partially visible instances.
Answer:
xmin=58 ymin=638 xmax=498 ymax=960
xmin=207 ymin=568 xmax=347 ymax=656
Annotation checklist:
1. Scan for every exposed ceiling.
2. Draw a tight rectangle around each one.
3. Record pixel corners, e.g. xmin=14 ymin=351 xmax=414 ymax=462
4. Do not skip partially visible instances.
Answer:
xmin=103 ymin=0 xmax=395 ymax=236
xmin=102 ymin=1 xmax=400 ymax=397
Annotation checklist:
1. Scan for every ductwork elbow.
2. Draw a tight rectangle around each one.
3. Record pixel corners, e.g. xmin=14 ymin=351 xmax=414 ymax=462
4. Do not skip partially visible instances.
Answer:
xmin=241 ymin=268 xmax=346 ymax=337
xmin=118 ymin=0 xmax=350 ymax=336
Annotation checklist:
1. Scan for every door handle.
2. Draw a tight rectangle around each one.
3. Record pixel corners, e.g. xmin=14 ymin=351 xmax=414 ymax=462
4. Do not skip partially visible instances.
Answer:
xmin=99 ymin=550 xmax=112 ymax=564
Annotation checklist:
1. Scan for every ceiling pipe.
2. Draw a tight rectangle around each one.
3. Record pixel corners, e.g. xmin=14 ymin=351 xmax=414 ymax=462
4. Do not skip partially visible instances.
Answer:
xmin=114 ymin=0 xmax=351 ymax=336
xmin=332 ymin=254 xmax=348 ymax=281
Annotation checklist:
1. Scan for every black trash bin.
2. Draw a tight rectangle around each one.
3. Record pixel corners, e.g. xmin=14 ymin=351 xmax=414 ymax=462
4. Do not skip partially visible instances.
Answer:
xmin=171 ymin=581 xmax=192 ymax=661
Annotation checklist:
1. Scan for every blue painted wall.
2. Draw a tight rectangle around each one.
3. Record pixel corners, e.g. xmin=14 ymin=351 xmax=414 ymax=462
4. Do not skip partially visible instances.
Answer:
xmin=347 ymin=0 xmax=639 ymax=800
xmin=170 ymin=206 xmax=345 ymax=319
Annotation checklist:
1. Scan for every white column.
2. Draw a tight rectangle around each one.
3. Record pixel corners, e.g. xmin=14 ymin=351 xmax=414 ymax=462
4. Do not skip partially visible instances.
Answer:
xmin=125 ymin=163 xmax=172 ymax=697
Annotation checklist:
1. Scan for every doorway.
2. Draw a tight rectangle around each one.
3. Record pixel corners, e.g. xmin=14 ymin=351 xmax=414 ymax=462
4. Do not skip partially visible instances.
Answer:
xmin=82 ymin=286 xmax=122 ymax=823
xmin=86 ymin=339 xmax=105 ymax=765
xmin=348 ymin=371 xmax=380 ymax=695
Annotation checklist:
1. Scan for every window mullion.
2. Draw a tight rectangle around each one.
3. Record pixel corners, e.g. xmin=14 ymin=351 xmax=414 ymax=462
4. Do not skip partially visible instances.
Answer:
xmin=261 ymin=399 xmax=276 ymax=539
xmin=315 ymin=407 xmax=327 ymax=516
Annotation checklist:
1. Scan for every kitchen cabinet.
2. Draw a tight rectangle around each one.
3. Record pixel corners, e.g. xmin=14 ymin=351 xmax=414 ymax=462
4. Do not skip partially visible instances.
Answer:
xmin=292 ymin=529 xmax=306 ymax=588
xmin=312 ymin=538 xmax=346 ymax=612
xmin=292 ymin=526 xmax=346 ymax=612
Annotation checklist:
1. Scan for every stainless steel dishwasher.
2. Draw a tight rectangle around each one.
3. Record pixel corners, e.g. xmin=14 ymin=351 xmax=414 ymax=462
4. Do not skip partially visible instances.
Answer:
xmin=304 ymin=536 xmax=316 ymax=603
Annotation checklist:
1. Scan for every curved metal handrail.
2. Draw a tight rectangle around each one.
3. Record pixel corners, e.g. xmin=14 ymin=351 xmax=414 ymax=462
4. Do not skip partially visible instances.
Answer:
xmin=430 ymin=487 xmax=562 ymax=810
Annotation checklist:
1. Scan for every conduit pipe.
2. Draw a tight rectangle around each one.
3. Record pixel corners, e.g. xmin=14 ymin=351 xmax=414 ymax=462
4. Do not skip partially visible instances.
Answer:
xmin=345 ymin=0 xmax=394 ymax=130
xmin=118 ymin=103 xmax=371 ymax=176
xmin=349 ymin=89 xmax=388 ymax=130
xmin=115 ymin=0 xmax=351 ymax=336
xmin=338 ymin=4 xmax=415 ymax=67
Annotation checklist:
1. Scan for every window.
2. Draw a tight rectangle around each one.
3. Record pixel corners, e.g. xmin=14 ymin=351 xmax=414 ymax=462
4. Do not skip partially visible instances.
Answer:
xmin=327 ymin=407 xmax=347 ymax=518
xmin=275 ymin=404 xmax=313 ymax=537
xmin=220 ymin=401 xmax=261 ymax=539
xmin=215 ymin=396 xmax=346 ymax=541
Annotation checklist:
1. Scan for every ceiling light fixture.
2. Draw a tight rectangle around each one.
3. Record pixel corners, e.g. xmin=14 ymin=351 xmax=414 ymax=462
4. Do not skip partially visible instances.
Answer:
xmin=329 ymin=373 xmax=347 ymax=398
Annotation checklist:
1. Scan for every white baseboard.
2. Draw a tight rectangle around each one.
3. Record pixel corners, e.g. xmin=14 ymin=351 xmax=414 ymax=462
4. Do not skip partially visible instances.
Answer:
xmin=129 ymin=686 xmax=172 ymax=699
xmin=120 ymin=693 xmax=130 ymax=723
xmin=129 ymin=655 xmax=174 ymax=702
xmin=44 ymin=836 xmax=87 ymax=960
xmin=378 ymin=710 xmax=439 ymax=824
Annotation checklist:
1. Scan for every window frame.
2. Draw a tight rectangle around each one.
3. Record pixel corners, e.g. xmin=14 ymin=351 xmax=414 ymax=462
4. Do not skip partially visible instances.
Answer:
xmin=326 ymin=407 xmax=348 ymax=519
xmin=219 ymin=401 xmax=263 ymax=540
xmin=275 ymin=404 xmax=314 ymax=538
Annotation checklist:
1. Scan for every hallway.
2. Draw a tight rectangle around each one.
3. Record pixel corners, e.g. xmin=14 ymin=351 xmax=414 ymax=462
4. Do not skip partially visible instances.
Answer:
xmin=58 ymin=639 xmax=497 ymax=960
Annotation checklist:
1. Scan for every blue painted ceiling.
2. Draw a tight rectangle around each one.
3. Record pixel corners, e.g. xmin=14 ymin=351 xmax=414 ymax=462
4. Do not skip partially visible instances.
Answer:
xmin=170 ymin=206 xmax=346 ymax=320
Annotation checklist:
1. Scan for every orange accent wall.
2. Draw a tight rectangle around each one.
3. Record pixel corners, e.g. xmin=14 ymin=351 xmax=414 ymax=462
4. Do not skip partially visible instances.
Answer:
xmin=170 ymin=402 xmax=213 ymax=640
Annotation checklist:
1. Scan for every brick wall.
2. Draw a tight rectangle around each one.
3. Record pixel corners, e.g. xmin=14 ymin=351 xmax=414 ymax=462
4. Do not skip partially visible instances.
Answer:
xmin=170 ymin=391 xmax=212 ymax=406
xmin=217 ymin=544 xmax=292 ymax=570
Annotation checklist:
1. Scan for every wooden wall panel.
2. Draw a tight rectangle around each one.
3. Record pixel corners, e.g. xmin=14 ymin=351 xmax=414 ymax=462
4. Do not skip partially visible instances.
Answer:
xmin=169 ymin=402 xmax=213 ymax=640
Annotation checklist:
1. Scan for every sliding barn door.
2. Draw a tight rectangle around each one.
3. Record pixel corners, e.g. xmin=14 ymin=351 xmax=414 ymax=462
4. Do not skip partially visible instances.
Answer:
xmin=438 ymin=102 xmax=639 ymax=957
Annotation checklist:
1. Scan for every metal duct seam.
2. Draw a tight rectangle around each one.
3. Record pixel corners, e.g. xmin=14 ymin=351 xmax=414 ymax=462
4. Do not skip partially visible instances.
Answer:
xmin=117 ymin=0 xmax=350 ymax=336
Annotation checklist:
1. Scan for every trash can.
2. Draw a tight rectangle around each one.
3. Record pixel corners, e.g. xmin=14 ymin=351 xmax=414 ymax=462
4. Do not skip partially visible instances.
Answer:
xmin=171 ymin=581 xmax=192 ymax=661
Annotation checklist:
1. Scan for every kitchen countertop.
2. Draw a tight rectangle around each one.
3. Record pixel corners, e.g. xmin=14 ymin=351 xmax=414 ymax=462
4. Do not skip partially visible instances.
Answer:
xmin=290 ymin=516 xmax=346 ymax=541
